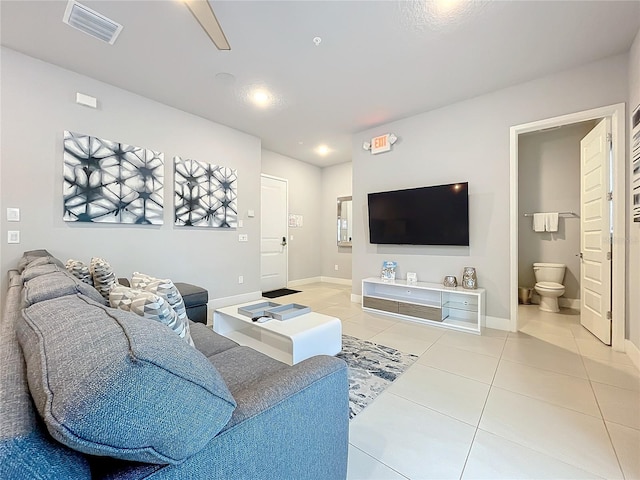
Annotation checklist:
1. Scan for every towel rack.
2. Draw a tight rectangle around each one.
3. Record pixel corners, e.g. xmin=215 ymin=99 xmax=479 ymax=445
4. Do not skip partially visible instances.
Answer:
xmin=523 ymin=211 xmax=577 ymax=217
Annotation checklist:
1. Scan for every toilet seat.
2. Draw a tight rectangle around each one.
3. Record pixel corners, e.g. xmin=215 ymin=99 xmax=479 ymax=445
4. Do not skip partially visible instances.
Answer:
xmin=535 ymin=281 xmax=564 ymax=291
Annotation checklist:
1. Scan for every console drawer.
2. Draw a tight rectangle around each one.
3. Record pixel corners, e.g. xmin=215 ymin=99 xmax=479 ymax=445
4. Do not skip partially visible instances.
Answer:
xmin=363 ymin=296 xmax=398 ymax=313
xmin=398 ymin=302 xmax=442 ymax=321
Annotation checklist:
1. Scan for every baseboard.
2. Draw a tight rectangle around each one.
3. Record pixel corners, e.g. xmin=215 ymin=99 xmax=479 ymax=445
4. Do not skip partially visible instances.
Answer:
xmin=351 ymin=294 xmax=362 ymax=304
xmin=319 ymin=276 xmax=352 ymax=286
xmin=288 ymin=276 xmax=352 ymax=287
xmin=625 ymin=339 xmax=640 ymax=372
xmin=287 ymin=277 xmax=321 ymax=287
xmin=485 ymin=315 xmax=512 ymax=332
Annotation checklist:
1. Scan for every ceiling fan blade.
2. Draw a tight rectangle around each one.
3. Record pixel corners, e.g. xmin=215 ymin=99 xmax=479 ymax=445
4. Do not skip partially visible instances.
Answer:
xmin=184 ymin=0 xmax=230 ymax=51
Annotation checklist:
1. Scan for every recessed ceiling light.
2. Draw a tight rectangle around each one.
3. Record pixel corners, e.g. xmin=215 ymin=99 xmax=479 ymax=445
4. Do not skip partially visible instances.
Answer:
xmin=248 ymin=88 xmax=272 ymax=108
xmin=315 ymin=145 xmax=330 ymax=156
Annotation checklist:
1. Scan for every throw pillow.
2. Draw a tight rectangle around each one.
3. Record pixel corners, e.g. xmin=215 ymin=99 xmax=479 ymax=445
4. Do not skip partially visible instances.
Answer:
xmin=110 ymin=285 xmax=194 ymax=347
xmin=131 ymin=272 xmax=189 ymax=324
xmin=65 ymin=259 xmax=93 ymax=286
xmin=90 ymin=257 xmax=117 ymax=300
xmin=17 ymin=294 xmax=236 ymax=464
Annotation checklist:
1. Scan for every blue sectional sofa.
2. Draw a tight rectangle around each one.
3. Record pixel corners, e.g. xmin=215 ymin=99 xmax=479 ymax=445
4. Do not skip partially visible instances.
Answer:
xmin=0 ymin=250 xmax=349 ymax=479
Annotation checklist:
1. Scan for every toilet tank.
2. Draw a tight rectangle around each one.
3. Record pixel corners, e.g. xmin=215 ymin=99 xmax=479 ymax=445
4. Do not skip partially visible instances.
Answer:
xmin=533 ymin=263 xmax=566 ymax=284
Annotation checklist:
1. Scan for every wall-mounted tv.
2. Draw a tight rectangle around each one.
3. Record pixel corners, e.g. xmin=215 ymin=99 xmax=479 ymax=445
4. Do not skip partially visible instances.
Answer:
xmin=367 ymin=182 xmax=469 ymax=246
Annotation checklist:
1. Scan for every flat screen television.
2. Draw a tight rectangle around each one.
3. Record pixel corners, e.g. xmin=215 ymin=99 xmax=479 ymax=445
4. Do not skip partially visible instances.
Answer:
xmin=367 ymin=182 xmax=469 ymax=246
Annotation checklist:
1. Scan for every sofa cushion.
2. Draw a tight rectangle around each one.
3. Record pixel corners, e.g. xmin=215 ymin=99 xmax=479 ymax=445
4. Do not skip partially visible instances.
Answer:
xmin=65 ymin=259 xmax=93 ymax=285
xmin=22 ymin=271 xmax=106 ymax=308
xmin=21 ymin=262 xmax=65 ymax=282
xmin=17 ymin=250 xmax=65 ymax=273
xmin=110 ymin=285 xmax=194 ymax=347
xmin=17 ymin=294 xmax=236 ymax=465
xmin=90 ymin=257 xmax=117 ymax=300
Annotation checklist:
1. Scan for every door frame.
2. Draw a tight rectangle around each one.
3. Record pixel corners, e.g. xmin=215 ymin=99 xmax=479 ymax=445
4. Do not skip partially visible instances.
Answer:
xmin=509 ymin=103 xmax=626 ymax=351
xmin=260 ymin=173 xmax=289 ymax=290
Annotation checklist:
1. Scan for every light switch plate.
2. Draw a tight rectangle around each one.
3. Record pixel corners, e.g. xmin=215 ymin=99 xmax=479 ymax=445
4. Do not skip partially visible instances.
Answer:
xmin=247 ymin=210 xmax=255 ymax=218
xmin=7 ymin=208 xmax=20 ymax=222
xmin=7 ymin=231 xmax=20 ymax=244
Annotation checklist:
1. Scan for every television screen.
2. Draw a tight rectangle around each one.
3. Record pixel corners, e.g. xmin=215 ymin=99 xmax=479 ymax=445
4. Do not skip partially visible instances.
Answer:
xmin=367 ymin=182 xmax=469 ymax=246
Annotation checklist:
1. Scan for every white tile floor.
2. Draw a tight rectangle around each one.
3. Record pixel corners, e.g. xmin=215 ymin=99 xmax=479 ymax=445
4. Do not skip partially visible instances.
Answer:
xmin=281 ymin=283 xmax=640 ymax=480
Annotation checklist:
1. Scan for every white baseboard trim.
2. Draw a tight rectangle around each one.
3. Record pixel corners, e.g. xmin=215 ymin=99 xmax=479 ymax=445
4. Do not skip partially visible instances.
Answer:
xmin=485 ymin=315 xmax=512 ymax=332
xmin=320 ymin=276 xmax=352 ymax=286
xmin=287 ymin=277 xmax=321 ymax=287
xmin=288 ymin=276 xmax=352 ymax=287
xmin=625 ymin=339 xmax=640 ymax=372
xmin=208 ymin=291 xmax=262 ymax=311
xmin=351 ymin=294 xmax=362 ymax=304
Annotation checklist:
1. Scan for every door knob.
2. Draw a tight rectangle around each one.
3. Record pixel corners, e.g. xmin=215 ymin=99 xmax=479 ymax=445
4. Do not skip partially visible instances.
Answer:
xmin=281 ymin=236 xmax=287 ymax=247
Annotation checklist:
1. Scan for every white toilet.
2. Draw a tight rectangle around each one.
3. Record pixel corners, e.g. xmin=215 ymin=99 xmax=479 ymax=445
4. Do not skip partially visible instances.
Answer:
xmin=533 ymin=263 xmax=566 ymax=313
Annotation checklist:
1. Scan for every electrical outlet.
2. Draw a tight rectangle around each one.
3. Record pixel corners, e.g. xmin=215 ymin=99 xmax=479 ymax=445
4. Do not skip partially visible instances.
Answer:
xmin=238 ymin=234 xmax=248 ymax=242
xmin=334 ymin=264 xmax=339 ymax=271
xmin=238 ymin=275 xmax=244 ymax=284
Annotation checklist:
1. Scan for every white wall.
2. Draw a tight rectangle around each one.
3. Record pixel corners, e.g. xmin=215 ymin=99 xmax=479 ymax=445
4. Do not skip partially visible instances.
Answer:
xmin=628 ymin=29 xmax=640 ymax=351
xmin=321 ymin=162 xmax=352 ymax=279
xmin=518 ymin=121 xmax=596 ymax=300
xmin=0 ymin=48 xmax=262 ymax=304
xmin=352 ymin=54 xmax=628 ymax=322
xmin=261 ymin=149 xmax=322 ymax=282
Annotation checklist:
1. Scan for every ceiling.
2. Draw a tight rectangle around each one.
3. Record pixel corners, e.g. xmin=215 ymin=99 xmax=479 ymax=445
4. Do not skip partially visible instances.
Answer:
xmin=1 ymin=1 xmax=639 ymax=167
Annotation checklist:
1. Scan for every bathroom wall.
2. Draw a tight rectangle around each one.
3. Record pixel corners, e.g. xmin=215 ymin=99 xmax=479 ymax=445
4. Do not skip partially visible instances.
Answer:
xmin=517 ymin=121 xmax=598 ymax=303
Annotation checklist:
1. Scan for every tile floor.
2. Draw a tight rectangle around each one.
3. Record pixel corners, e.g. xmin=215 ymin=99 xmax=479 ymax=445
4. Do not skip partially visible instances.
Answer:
xmin=280 ymin=282 xmax=640 ymax=480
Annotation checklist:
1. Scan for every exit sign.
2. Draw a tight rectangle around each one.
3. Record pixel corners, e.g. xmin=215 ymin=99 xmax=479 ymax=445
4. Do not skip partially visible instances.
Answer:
xmin=371 ymin=134 xmax=391 ymax=154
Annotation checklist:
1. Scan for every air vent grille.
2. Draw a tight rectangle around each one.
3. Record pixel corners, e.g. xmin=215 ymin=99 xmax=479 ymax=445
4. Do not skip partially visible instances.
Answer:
xmin=63 ymin=0 xmax=123 ymax=45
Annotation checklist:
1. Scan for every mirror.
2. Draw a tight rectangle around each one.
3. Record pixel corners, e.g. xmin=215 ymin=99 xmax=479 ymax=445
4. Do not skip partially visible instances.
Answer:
xmin=337 ymin=196 xmax=353 ymax=247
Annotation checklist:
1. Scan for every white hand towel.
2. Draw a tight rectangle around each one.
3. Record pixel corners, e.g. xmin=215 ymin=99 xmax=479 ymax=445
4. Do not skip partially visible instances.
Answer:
xmin=533 ymin=213 xmax=545 ymax=232
xmin=545 ymin=212 xmax=559 ymax=232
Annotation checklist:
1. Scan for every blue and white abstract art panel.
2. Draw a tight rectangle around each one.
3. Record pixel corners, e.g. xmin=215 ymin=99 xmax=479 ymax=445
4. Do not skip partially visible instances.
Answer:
xmin=63 ymin=131 xmax=164 ymax=224
xmin=174 ymin=157 xmax=238 ymax=228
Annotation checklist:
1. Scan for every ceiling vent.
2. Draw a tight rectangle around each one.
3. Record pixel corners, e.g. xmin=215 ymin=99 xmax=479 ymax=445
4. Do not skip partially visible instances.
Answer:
xmin=63 ymin=0 xmax=123 ymax=45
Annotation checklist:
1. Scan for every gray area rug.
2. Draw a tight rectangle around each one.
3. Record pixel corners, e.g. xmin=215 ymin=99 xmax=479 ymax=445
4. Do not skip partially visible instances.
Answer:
xmin=336 ymin=335 xmax=419 ymax=419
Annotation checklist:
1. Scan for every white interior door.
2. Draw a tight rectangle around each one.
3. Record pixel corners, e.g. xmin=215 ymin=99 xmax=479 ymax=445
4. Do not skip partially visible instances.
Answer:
xmin=580 ymin=118 xmax=612 ymax=345
xmin=260 ymin=175 xmax=288 ymax=292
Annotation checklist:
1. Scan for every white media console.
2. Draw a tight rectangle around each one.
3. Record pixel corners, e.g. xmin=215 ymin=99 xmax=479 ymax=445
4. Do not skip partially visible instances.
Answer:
xmin=361 ymin=277 xmax=485 ymax=334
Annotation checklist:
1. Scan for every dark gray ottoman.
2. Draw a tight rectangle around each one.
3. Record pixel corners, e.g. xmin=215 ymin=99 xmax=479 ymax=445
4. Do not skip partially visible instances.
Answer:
xmin=175 ymin=282 xmax=209 ymax=324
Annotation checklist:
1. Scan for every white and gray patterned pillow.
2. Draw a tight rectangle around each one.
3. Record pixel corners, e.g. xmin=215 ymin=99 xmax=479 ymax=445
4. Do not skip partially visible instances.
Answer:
xmin=131 ymin=272 xmax=189 ymax=324
xmin=65 ymin=259 xmax=93 ymax=286
xmin=128 ymin=289 xmax=194 ymax=347
xmin=109 ymin=285 xmax=140 ymax=312
xmin=90 ymin=257 xmax=117 ymax=300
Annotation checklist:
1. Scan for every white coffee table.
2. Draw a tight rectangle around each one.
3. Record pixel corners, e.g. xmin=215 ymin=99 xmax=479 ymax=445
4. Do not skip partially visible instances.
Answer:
xmin=213 ymin=301 xmax=342 ymax=365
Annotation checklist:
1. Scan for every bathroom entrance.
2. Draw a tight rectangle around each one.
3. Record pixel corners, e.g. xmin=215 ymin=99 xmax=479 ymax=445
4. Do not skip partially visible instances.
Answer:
xmin=509 ymin=104 xmax=626 ymax=350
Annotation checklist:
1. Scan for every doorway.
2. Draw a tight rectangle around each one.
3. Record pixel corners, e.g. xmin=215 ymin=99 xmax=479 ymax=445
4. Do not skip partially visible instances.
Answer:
xmin=260 ymin=174 xmax=288 ymax=292
xmin=509 ymin=104 xmax=626 ymax=351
